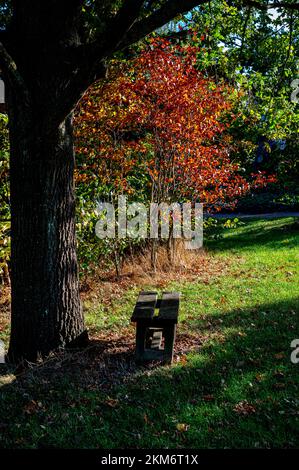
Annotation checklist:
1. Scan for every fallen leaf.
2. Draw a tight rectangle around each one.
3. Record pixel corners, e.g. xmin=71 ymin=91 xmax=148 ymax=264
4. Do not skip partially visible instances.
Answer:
xmin=274 ymin=383 xmax=285 ymax=389
xmin=255 ymin=373 xmax=264 ymax=382
xmin=179 ymin=354 xmax=188 ymax=365
xmin=203 ymin=394 xmax=214 ymax=402
xmin=274 ymin=352 xmax=285 ymax=360
xmin=237 ymin=331 xmax=247 ymax=337
xmin=105 ymin=398 xmax=119 ymax=408
xmin=274 ymin=371 xmax=284 ymax=379
xmin=233 ymin=400 xmax=256 ymax=416
xmin=176 ymin=423 xmax=189 ymax=432
xmin=23 ymin=400 xmax=41 ymax=415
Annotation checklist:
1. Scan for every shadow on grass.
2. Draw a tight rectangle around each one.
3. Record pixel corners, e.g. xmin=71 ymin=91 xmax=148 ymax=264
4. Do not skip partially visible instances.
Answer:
xmin=206 ymin=218 xmax=299 ymax=253
xmin=0 ymin=296 xmax=298 ymax=449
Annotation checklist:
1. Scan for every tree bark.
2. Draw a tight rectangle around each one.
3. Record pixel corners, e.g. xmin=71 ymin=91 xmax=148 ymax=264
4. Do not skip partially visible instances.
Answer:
xmin=0 ymin=0 xmax=233 ymax=363
xmin=7 ymin=93 xmax=86 ymax=362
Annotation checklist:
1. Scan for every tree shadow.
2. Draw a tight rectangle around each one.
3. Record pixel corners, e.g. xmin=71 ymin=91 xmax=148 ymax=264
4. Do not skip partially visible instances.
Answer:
xmin=0 ymin=297 xmax=298 ymax=448
xmin=206 ymin=218 xmax=299 ymax=253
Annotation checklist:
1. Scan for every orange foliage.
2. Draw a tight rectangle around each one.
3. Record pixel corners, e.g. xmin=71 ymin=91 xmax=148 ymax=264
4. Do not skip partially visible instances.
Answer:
xmin=75 ymin=39 xmax=271 ymax=209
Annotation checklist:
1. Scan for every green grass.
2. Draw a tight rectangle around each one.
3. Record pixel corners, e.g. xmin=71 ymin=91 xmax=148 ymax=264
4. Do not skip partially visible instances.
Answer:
xmin=0 ymin=217 xmax=299 ymax=448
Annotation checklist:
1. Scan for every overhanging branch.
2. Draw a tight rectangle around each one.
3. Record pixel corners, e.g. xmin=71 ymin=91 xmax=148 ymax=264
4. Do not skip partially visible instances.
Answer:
xmin=0 ymin=41 xmax=22 ymax=87
xmin=101 ymin=0 xmax=145 ymax=51
xmin=117 ymin=0 xmax=208 ymax=50
xmin=0 ymin=41 xmax=30 ymax=105
xmin=117 ymin=0 xmax=299 ymax=51
xmin=71 ymin=0 xmax=299 ymax=70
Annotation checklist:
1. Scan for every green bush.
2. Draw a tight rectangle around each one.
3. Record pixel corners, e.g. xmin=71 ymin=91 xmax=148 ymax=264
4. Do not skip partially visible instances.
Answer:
xmin=0 ymin=113 xmax=9 ymax=220
xmin=0 ymin=114 xmax=10 ymax=283
xmin=204 ymin=217 xmax=244 ymax=240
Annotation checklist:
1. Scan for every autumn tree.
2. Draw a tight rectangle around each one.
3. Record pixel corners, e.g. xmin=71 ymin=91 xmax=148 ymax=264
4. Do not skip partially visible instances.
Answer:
xmin=75 ymin=39 xmax=274 ymax=268
xmin=0 ymin=1 xmax=298 ymax=361
xmin=76 ymin=39 xmax=252 ymax=206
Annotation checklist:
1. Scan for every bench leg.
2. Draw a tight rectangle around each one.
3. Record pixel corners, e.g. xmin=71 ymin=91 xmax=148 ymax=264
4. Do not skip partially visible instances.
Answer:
xmin=135 ymin=323 xmax=176 ymax=365
xmin=135 ymin=323 xmax=147 ymax=364
xmin=163 ymin=324 xmax=176 ymax=364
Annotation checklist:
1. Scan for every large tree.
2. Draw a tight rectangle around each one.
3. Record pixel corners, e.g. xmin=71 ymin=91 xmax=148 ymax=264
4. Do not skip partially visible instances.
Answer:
xmin=0 ymin=1 xmax=298 ymax=362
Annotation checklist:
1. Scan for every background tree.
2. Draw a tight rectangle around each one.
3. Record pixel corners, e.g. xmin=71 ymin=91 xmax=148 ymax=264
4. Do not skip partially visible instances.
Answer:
xmin=75 ymin=39 xmax=259 ymax=207
xmin=180 ymin=2 xmax=299 ymax=207
xmin=75 ymin=39 xmax=274 ymax=269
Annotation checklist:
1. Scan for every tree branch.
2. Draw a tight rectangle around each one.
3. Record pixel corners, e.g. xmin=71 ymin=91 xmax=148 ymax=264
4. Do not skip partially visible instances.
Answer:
xmin=118 ymin=0 xmax=299 ymax=50
xmin=104 ymin=0 xmax=145 ymax=49
xmin=117 ymin=0 xmax=208 ymax=50
xmin=239 ymin=6 xmax=252 ymax=61
xmin=0 ymin=41 xmax=24 ymax=89
xmin=72 ymin=0 xmax=299 ymax=76
xmin=85 ymin=0 xmax=145 ymax=58
xmin=68 ymin=0 xmax=145 ymax=87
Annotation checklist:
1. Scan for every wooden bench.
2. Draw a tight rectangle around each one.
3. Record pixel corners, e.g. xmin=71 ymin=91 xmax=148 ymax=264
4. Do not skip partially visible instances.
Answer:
xmin=131 ymin=291 xmax=180 ymax=364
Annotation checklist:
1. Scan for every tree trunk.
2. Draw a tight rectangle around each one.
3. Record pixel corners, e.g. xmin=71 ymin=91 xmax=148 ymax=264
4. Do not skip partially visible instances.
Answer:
xmin=7 ymin=97 xmax=86 ymax=362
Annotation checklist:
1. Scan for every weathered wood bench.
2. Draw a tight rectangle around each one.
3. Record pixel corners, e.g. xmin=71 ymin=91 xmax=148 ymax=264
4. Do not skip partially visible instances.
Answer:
xmin=131 ymin=291 xmax=180 ymax=364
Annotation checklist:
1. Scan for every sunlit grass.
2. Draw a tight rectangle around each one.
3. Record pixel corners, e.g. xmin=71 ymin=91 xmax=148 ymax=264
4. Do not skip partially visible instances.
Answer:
xmin=0 ymin=217 xmax=298 ymax=448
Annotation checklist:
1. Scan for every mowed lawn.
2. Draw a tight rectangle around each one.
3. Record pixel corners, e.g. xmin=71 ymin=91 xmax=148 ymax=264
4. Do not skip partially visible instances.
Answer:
xmin=0 ymin=217 xmax=298 ymax=448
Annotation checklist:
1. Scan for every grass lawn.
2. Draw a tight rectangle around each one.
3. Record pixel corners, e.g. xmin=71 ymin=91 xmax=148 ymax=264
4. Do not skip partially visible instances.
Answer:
xmin=0 ymin=217 xmax=298 ymax=448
